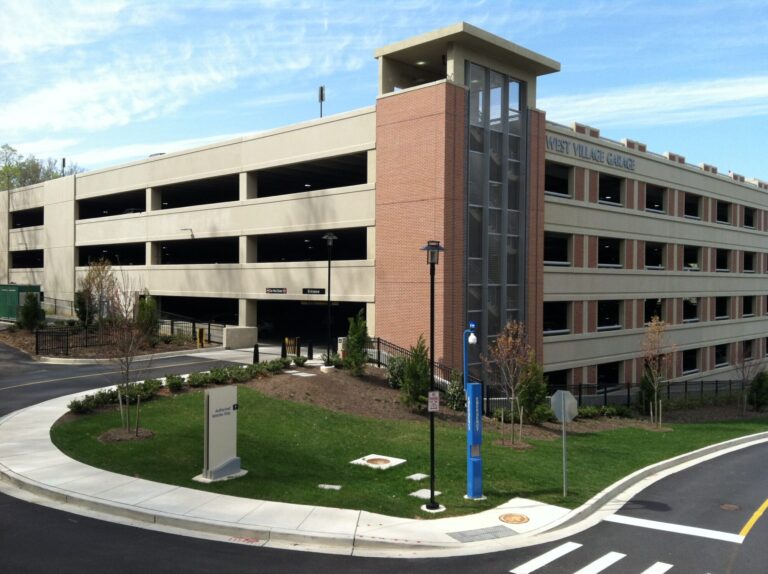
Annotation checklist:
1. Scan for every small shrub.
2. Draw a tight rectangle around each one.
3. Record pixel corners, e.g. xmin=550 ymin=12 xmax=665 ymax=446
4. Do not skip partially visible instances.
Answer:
xmin=226 ymin=366 xmax=251 ymax=383
xmin=602 ymin=405 xmax=633 ymax=418
xmin=7 ymin=324 xmax=18 ymax=333
xmin=171 ymin=332 xmax=194 ymax=345
xmin=445 ymin=371 xmax=466 ymax=411
xmin=187 ymin=372 xmax=210 ymax=388
xmin=245 ymin=363 xmax=267 ymax=378
xmin=93 ymin=388 xmax=118 ymax=405
xmin=749 ymin=371 xmax=768 ymax=411
xmin=208 ymin=368 xmax=230 ymax=385
xmin=493 ymin=408 xmax=512 ymax=423
xmin=322 ymin=353 xmax=344 ymax=368
xmin=279 ymin=356 xmax=293 ymax=369
xmin=529 ymin=403 xmax=556 ymax=424
xmin=160 ymin=334 xmax=173 ymax=344
xmin=577 ymin=405 xmax=601 ymax=419
xmin=265 ymin=359 xmax=285 ymax=373
xmin=165 ymin=374 xmax=185 ymax=393
xmin=67 ymin=396 xmax=96 ymax=414
xmin=387 ymin=356 xmax=406 ymax=389
xmin=401 ymin=335 xmax=430 ymax=410
xmin=292 ymin=355 xmax=308 ymax=367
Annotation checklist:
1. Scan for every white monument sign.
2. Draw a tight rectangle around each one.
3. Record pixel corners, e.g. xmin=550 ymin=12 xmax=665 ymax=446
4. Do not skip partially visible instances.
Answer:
xmin=193 ymin=385 xmax=247 ymax=483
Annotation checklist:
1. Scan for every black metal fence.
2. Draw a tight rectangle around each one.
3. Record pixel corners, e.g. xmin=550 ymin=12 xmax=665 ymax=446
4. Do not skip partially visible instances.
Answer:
xmin=364 ymin=337 xmax=750 ymax=413
xmin=35 ymin=325 xmax=118 ymax=355
xmin=35 ymin=319 xmax=225 ymax=355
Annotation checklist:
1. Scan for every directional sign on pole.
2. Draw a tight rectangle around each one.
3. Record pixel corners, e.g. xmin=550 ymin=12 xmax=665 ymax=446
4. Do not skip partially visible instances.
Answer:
xmin=551 ymin=390 xmax=577 ymax=497
xmin=428 ymin=390 xmax=440 ymax=413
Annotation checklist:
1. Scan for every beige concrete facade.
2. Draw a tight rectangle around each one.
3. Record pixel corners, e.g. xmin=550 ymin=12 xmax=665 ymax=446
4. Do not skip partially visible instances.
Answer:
xmin=543 ymin=122 xmax=768 ymax=383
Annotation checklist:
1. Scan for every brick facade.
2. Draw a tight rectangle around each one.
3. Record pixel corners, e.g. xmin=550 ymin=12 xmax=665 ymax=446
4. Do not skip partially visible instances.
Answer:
xmin=374 ymin=82 xmax=466 ymax=367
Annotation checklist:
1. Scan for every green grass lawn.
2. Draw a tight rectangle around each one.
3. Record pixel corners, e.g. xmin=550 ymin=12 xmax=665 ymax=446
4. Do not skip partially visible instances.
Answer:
xmin=50 ymin=387 xmax=768 ymax=518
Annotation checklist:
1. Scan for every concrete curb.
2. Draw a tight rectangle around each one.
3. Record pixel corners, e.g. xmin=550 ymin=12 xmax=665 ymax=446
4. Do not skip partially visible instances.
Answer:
xmin=3 ymin=430 xmax=768 ymax=556
xmin=536 ymin=430 xmax=768 ymax=536
xmin=36 ymin=346 xmax=225 ymax=365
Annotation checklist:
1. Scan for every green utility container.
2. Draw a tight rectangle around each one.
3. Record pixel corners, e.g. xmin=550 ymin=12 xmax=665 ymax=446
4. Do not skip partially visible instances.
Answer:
xmin=0 ymin=285 xmax=41 ymax=321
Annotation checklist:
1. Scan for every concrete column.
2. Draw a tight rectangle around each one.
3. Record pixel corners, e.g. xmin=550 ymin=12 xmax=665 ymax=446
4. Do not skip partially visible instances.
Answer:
xmin=239 ymin=299 xmax=257 ymax=327
xmin=239 ymin=172 xmax=257 ymax=200
xmin=146 ymin=187 xmax=161 ymax=211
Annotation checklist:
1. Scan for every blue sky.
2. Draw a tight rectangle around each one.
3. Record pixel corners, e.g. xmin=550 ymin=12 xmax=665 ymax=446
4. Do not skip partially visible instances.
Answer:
xmin=2 ymin=0 xmax=767 ymax=181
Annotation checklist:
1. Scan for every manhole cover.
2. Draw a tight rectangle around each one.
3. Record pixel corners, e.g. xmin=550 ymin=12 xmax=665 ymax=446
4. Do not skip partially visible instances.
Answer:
xmin=721 ymin=503 xmax=740 ymax=511
xmin=366 ymin=457 xmax=391 ymax=465
xmin=499 ymin=513 xmax=529 ymax=524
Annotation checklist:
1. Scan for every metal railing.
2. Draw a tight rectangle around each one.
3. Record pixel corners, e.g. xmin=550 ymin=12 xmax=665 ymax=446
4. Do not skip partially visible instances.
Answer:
xmin=364 ymin=338 xmax=752 ymax=414
xmin=40 ymin=297 xmax=75 ymax=318
xmin=35 ymin=318 xmax=225 ymax=355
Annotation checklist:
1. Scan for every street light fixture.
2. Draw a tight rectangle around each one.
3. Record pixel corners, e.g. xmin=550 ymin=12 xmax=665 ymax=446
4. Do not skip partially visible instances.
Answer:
xmin=421 ymin=239 xmax=444 ymax=511
xmin=322 ymin=233 xmax=337 ymax=360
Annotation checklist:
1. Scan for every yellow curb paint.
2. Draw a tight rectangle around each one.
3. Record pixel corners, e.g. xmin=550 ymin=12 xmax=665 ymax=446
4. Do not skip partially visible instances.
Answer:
xmin=739 ymin=499 xmax=768 ymax=538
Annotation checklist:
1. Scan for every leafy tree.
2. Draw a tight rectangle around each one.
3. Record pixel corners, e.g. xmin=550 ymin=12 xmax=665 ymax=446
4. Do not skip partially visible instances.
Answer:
xmin=1 ymin=143 xmax=82 ymax=190
xmin=401 ymin=335 xmax=430 ymax=410
xmin=19 ymin=292 xmax=43 ymax=331
xmin=344 ymin=310 xmax=369 ymax=376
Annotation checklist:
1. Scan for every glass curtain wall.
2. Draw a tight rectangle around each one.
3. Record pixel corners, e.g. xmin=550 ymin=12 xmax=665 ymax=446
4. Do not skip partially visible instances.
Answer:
xmin=466 ymin=62 xmax=526 ymax=371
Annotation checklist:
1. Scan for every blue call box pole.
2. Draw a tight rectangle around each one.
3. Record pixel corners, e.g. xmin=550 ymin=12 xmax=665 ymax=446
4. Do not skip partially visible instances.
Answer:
xmin=463 ymin=322 xmax=484 ymax=500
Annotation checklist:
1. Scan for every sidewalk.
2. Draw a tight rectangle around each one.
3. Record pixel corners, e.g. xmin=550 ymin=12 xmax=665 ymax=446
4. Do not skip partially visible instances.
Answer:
xmin=2 ymin=375 xmax=767 ymax=557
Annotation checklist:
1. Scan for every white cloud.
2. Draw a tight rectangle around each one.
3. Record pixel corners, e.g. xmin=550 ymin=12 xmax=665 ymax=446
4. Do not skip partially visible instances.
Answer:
xmin=540 ymin=76 xmax=768 ymax=128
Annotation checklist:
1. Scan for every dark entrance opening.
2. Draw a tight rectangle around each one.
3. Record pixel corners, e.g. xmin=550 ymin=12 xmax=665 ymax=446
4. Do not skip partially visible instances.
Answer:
xmin=256 ymin=300 xmax=365 ymax=348
xmin=156 ymin=296 xmax=238 ymax=324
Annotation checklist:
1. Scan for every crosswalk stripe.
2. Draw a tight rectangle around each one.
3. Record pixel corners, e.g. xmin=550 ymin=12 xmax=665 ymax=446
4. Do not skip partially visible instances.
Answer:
xmin=605 ymin=513 xmax=744 ymax=544
xmin=510 ymin=541 xmax=582 ymax=574
xmin=573 ymin=551 xmax=626 ymax=573
xmin=640 ymin=562 xmax=674 ymax=574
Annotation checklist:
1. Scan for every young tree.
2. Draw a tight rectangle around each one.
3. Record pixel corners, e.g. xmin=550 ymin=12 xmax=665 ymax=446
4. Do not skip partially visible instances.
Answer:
xmin=735 ymin=342 xmax=761 ymax=415
xmin=108 ymin=267 xmax=152 ymax=435
xmin=79 ymin=258 xmax=117 ymax=324
xmin=401 ymin=335 xmax=430 ymax=410
xmin=344 ymin=309 xmax=369 ymax=376
xmin=483 ymin=320 xmax=534 ymax=444
xmin=641 ymin=316 xmax=674 ymax=427
xmin=19 ymin=292 xmax=43 ymax=331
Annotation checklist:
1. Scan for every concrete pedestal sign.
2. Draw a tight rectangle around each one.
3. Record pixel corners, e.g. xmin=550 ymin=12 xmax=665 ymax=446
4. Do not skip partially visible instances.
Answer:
xmin=193 ymin=386 xmax=247 ymax=483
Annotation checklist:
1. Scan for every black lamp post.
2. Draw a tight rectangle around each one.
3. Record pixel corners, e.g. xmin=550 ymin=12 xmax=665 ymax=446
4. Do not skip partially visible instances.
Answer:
xmin=322 ymin=232 xmax=337 ymax=359
xmin=421 ymin=239 xmax=444 ymax=511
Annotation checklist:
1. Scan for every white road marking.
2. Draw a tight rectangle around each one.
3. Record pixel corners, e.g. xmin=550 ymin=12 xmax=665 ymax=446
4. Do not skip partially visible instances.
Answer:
xmin=640 ymin=562 xmax=674 ymax=574
xmin=510 ymin=541 xmax=582 ymax=574
xmin=605 ymin=513 xmax=744 ymax=544
xmin=573 ymin=551 xmax=626 ymax=574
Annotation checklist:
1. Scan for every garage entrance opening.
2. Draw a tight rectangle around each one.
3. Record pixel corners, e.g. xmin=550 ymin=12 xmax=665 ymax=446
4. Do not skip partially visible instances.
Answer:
xmin=257 ymin=300 xmax=365 ymax=349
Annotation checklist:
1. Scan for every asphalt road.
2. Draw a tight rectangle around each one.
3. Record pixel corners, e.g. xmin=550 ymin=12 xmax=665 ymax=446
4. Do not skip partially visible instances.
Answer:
xmin=2 ymin=342 xmax=767 ymax=573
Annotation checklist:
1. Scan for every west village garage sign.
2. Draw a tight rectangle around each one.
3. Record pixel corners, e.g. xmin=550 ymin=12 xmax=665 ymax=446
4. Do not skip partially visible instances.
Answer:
xmin=546 ymin=135 xmax=637 ymax=172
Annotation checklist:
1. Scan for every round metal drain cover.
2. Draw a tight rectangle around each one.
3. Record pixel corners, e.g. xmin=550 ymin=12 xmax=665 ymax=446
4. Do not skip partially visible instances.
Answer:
xmin=499 ymin=513 xmax=529 ymax=524
xmin=720 ymin=503 xmax=740 ymax=511
xmin=366 ymin=457 xmax=391 ymax=465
